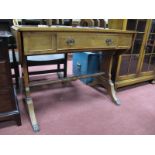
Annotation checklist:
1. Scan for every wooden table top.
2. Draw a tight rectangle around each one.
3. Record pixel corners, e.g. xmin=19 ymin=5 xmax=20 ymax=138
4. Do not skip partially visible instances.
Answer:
xmin=12 ymin=25 xmax=136 ymax=34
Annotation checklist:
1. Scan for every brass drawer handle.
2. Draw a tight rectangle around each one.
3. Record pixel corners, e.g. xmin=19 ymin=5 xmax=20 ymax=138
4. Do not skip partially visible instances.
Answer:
xmin=105 ymin=39 xmax=113 ymax=45
xmin=66 ymin=38 xmax=75 ymax=46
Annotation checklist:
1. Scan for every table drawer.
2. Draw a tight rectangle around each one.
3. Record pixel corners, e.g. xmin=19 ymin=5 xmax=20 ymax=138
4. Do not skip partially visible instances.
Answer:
xmin=57 ymin=33 xmax=118 ymax=51
xmin=23 ymin=32 xmax=57 ymax=55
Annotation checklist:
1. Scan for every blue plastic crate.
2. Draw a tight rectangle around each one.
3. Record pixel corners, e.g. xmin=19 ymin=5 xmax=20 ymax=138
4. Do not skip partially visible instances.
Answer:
xmin=73 ymin=52 xmax=101 ymax=84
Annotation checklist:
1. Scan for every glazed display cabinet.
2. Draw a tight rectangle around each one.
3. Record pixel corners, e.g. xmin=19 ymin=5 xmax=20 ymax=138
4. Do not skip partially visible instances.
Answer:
xmin=108 ymin=19 xmax=155 ymax=88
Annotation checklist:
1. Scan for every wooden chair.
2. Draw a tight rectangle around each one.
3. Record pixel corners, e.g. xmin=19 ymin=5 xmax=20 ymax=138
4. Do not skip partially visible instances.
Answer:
xmin=80 ymin=19 xmax=95 ymax=27
xmin=19 ymin=19 xmax=68 ymax=79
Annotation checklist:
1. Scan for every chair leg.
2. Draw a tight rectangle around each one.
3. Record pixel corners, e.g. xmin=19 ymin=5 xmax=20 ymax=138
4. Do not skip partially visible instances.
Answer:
xmin=64 ymin=53 xmax=68 ymax=78
xmin=12 ymin=48 xmax=20 ymax=89
xmin=57 ymin=63 xmax=60 ymax=70
xmin=15 ymin=64 xmax=19 ymax=89
xmin=57 ymin=63 xmax=62 ymax=79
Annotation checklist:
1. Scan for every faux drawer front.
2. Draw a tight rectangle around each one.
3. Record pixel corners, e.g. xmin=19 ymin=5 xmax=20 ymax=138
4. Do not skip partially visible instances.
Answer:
xmin=57 ymin=33 xmax=118 ymax=51
xmin=23 ymin=32 xmax=57 ymax=55
xmin=118 ymin=34 xmax=133 ymax=48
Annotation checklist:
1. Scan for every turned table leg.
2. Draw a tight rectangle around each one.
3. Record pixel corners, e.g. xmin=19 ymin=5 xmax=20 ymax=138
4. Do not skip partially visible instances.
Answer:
xmin=107 ymin=79 xmax=120 ymax=105
xmin=22 ymin=56 xmax=40 ymax=132
xmin=100 ymin=52 xmax=120 ymax=105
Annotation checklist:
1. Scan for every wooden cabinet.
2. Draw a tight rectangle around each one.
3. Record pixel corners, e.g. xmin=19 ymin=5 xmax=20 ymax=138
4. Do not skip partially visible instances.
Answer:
xmin=108 ymin=19 xmax=155 ymax=88
xmin=0 ymin=36 xmax=21 ymax=125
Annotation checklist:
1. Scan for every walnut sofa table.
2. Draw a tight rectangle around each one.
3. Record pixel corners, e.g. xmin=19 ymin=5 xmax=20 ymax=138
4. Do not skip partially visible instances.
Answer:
xmin=12 ymin=26 xmax=134 ymax=132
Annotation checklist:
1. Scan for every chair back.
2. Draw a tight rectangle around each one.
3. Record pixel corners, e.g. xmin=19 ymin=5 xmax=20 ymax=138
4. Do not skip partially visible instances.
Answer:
xmin=0 ymin=19 xmax=13 ymax=31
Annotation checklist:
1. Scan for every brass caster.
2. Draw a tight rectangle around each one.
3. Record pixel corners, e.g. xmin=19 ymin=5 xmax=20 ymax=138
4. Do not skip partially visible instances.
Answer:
xmin=113 ymin=99 xmax=121 ymax=106
xmin=32 ymin=124 xmax=40 ymax=132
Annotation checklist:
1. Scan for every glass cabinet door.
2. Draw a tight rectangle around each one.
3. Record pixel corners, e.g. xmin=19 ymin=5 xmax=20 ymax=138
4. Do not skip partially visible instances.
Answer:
xmin=141 ymin=19 xmax=155 ymax=72
xmin=119 ymin=19 xmax=147 ymax=76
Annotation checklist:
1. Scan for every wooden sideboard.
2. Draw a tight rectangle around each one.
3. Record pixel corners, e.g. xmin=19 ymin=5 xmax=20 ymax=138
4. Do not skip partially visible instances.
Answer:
xmin=12 ymin=26 xmax=135 ymax=132
xmin=0 ymin=35 xmax=21 ymax=126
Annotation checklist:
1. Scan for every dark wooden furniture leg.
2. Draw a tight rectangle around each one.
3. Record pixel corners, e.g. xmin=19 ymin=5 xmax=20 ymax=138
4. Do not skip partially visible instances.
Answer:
xmin=14 ymin=88 xmax=22 ymax=126
xmin=57 ymin=63 xmax=62 ymax=78
xmin=57 ymin=53 xmax=67 ymax=78
xmin=57 ymin=63 xmax=60 ymax=70
xmin=64 ymin=53 xmax=67 ymax=78
xmin=12 ymin=48 xmax=20 ymax=89
xmin=99 ymin=51 xmax=120 ymax=105
xmin=22 ymin=56 xmax=40 ymax=132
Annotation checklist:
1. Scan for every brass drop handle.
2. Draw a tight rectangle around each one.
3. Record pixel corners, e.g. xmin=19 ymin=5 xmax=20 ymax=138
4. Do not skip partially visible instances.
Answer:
xmin=105 ymin=39 xmax=113 ymax=45
xmin=66 ymin=38 xmax=75 ymax=46
xmin=77 ymin=62 xmax=81 ymax=70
